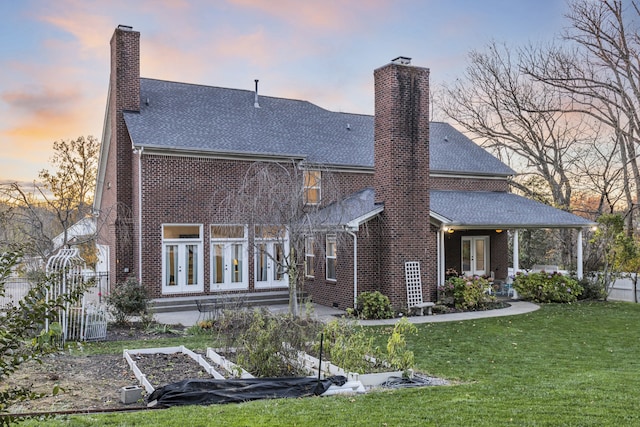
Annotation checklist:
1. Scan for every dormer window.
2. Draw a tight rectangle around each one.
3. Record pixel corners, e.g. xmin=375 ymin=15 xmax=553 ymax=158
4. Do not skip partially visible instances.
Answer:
xmin=303 ymin=170 xmax=321 ymax=205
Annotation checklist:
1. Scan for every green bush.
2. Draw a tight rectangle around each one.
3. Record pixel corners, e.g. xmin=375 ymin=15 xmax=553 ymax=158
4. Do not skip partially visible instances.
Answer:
xmin=106 ymin=277 xmax=149 ymax=324
xmin=386 ymin=317 xmax=417 ymax=376
xmin=319 ymin=319 xmax=378 ymax=373
xmin=577 ymin=276 xmax=607 ymax=301
xmin=357 ymin=291 xmax=394 ymax=319
xmin=439 ymin=275 xmax=495 ymax=310
xmin=513 ymin=271 xmax=582 ymax=303
xmin=222 ymin=309 xmax=323 ymax=377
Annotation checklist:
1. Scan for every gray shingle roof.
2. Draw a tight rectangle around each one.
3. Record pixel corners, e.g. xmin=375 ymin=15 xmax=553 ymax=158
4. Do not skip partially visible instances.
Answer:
xmin=124 ymin=79 xmax=373 ymax=168
xmin=316 ymin=189 xmax=595 ymax=229
xmin=309 ymin=188 xmax=380 ymax=229
xmin=123 ymin=78 xmax=514 ymax=175
xmin=430 ymin=190 xmax=595 ymax=228
xmin=430 ymin=122 xmax=515 ymax=176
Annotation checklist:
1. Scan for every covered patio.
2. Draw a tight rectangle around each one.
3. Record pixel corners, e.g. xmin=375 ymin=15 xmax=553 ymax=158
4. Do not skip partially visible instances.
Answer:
xmin=430 ymin=190 xmax=598 ymax=286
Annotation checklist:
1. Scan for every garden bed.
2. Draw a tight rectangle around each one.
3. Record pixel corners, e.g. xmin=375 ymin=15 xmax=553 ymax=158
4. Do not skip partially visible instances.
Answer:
xmin=125 ymin=345 xmax=423 ymax=399
xmin=124 ymin=346 xmax=221 ymax=393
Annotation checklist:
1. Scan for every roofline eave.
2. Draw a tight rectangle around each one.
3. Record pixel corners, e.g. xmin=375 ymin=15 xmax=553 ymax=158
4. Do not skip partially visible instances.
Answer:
xmin=443 ymin=223 xmax=597 ymax=230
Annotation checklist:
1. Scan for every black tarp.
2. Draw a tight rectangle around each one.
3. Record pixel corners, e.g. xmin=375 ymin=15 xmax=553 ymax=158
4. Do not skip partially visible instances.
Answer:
xmin=147 ymin=375 xmax=347 ymax=407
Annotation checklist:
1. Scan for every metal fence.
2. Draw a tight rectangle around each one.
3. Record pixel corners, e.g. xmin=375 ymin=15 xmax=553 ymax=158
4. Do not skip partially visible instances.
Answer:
xmin=0 ymin=254 xmax=111 ymax=343
xmin=0 ymin=277 xmax=34 ymax=310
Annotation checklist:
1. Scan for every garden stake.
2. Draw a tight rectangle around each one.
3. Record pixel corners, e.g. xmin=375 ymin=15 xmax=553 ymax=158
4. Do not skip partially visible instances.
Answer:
xmin=318 ymin=332 xmax=324 ymax=384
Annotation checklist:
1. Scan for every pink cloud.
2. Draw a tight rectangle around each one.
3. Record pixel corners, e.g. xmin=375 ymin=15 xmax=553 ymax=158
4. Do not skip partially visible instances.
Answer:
xmin=230 ymin=0 xmax=392 ymax=32
xmin=2 ymin=86 xmax=80 ymax=115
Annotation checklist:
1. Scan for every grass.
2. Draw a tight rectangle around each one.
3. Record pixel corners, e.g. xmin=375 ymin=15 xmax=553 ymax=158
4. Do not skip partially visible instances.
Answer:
xmin=22 ymin=301 xmax=640 ymax=426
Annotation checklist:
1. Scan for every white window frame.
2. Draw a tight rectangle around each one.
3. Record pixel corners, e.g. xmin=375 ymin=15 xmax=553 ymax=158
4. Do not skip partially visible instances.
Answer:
xmin=461 ymin=235 xmax=490 ymax=277
xmin=303 ymin=170 xmax=321 ymax=205
xmin=326 ymin=234 xmax=337 ymax=282
xmin=161 ymin=224 xmax=204 ymax=294
xmin=305 ymin=236 xmax=315 ymax=278
xmin=254 ymin=225 xmax=289 ymax=289
xmin=210 ymin=224 xmax=249 ymax=291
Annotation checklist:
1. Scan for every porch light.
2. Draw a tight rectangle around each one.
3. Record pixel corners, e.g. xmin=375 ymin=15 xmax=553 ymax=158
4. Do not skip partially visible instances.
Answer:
xmin=447 ymin=228 xmax=454 ymax=234
xmin=496 ymin=229 xmax=502 ymax=233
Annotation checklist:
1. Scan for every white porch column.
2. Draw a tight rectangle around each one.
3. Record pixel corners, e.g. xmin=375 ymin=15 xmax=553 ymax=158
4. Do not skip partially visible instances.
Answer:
xmin=438 ymin=229 xmax=445 ymax=286
xmin=513 ymin=229 xmax=519 ymax=275
xmin=577 ymin=229 xmax=583 ymax=280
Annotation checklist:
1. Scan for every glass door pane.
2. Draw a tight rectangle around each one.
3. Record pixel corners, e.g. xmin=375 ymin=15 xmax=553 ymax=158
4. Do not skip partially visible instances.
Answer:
xmin=475 ymin=239 xmax=485 ymax=272
xmin=186 ymin=244 xmax=198 ymax=285
xmin=165 ymin=245 xmax=178 ymax=287
xmin=232 ymin=244 xmax=243 ymax=283
xmin=462 ymin=240 xmax=471 ymax=272
xmin=212 ymin=244 xmax=224 ymax=284
xmin=274 ymin=243 xmax=285 ymax=281
xmin=256 ymin=243 xmax=268 ymax=283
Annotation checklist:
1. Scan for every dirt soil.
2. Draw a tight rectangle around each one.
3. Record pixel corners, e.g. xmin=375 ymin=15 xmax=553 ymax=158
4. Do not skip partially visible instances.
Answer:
xmin=2 ymin=324 xmax=211 ymax=414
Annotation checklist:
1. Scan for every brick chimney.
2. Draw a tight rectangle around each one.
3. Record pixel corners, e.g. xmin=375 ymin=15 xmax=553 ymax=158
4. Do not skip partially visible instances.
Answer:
xmin=107 ymin=25 xmax=140 ymax=284
xmin=373 ymin=57 xmax=434 ymax=308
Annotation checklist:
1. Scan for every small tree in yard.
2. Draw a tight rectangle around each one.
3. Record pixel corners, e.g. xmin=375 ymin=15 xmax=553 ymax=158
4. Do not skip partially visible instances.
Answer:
xmin=218 ymin=161 xmax=351 ymax=316
xmin=591 ymin=213 xmax=640 ymax=302
xmin=0 ymin=136 xmax=99 ymax=262
xmin=0 ymin=251 xmax=87 ymax=419
xmin=105 ymin=277 xmax=150 ymax=325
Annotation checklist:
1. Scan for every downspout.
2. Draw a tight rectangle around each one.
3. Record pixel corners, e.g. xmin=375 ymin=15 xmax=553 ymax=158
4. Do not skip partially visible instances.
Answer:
xmin=438 ymin=228 xmax=445 ymax=286
xmin=137 ymin=146 xmax=144 ymax=283
xmin=577 ymin=228 xmax=583 ymax=280
xmin=347 ymin=229 xmax=357 ymax=309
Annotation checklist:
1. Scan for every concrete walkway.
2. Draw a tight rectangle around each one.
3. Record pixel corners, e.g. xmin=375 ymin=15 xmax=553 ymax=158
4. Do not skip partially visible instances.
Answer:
xmin=153 ymin=300 xmax=539 ymax=327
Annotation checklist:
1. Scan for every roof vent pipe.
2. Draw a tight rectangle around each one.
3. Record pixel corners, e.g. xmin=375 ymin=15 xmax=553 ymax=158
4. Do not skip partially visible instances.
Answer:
xmin=254 ymin=79 xmax=260 ymax=108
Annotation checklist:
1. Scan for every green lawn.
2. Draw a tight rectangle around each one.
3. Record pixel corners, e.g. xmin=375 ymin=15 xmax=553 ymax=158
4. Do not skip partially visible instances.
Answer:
xmin=24 ymin=301 xmax=640 ymax=426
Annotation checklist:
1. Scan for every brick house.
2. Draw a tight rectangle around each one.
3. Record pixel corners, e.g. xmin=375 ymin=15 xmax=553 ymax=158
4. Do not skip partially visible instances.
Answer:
xmin=94 ymin=26 xmax=595 ymax=311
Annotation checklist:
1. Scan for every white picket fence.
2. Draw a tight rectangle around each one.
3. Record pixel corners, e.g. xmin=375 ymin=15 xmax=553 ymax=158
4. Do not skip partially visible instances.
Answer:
xmin=607 ymin=277 xmax=640 ymax=303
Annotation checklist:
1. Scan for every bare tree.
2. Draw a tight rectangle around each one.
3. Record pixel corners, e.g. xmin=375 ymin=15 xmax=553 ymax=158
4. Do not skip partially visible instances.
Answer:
xmin=217 ymin=161 xmax=351 ymax=316
xmin=437 ymin=41 xmax=597 ymax=267
xmin=569 ymin=129 xmax=626 ymax=217
xmin=438 ymin=41 xmax=591 ymax=212
xmin=523 ymin=0 xmax=640 ymax=231
xmin=0 ymin=136 xmax=99 ymax=262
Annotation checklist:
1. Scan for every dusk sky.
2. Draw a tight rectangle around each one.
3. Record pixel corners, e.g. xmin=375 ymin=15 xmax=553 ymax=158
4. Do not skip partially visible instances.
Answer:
xmin=0 ymin=0 xmax=570 ymax=184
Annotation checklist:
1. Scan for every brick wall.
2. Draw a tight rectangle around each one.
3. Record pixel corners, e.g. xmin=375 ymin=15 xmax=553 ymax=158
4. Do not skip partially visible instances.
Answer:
xmin=138 ymin=155 xmax=375 ymax=299
xmin=305 ymin=217 xmax=383 ymax=310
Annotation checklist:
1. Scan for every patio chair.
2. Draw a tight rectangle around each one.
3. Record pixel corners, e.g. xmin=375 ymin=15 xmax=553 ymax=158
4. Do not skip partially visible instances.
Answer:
xmin=195 ymin=299 xmax=218 ymax=322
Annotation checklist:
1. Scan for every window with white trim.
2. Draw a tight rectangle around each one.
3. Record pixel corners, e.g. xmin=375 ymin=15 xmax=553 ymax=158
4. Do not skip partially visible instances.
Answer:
xmin=303 ymin=170 xmax=321 ymax=205
xmin=326 ymin=234 xmax=336 ymax=281
xmin=305 ymin=236 xmax=315 ymax=278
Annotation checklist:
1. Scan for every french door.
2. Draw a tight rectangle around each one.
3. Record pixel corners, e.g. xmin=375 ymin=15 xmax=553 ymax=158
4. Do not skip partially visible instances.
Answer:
xmin=210 ymin=225 xmax=248 ymax=291
xmin=461 ymin=236 xmax=489 ymax=277
xmin=211 ymin=242 xmax=248 ymax=291
xmin=162 ymin=224 xmax=203 ymax=294
xmin=162 ymin=242 xmax=203 ymax=293
xmin=255 ymin=241 xmax=288 ymax=289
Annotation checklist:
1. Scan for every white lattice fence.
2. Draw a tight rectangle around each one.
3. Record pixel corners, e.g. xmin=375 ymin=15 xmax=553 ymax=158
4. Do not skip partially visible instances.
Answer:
xmin=404 ymin=261 xmax=423 ymax=308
